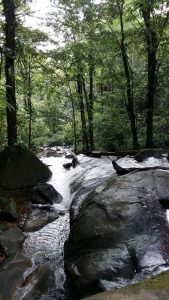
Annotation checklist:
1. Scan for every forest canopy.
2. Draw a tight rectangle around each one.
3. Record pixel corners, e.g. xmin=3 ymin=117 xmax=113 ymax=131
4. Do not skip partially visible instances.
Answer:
xmin=1 ymin=0 xmax=169 ymax=152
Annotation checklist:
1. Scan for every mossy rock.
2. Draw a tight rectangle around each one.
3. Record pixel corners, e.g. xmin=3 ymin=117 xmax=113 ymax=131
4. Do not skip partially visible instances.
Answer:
xmin=84 ymin=270 xmax=169 ymax=300
xmin=0 ymin=196 xmax=18 ymax=220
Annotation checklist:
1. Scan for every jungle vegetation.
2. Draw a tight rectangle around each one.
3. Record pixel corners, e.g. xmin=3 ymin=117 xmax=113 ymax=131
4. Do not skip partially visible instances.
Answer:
xmin=1 ymin=0 xmax=169 ymax=152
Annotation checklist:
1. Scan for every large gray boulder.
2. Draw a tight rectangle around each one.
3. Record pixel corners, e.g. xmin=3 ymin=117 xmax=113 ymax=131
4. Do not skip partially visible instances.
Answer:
xmin=65 ymin=169 xmax=169 ymax=298
xmin=0 ymin=145 xmax=52 ymax=189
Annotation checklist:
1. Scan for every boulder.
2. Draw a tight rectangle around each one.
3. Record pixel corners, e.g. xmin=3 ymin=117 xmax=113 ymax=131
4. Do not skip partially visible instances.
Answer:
xmin=21 ymin=263 xmax=54 ymax=300
xmin=84 ymin=269 xmax=169 ymax=300
xmin=0 ymin=227 xmax=25 ymax=256
xmin=134 ymin=149 xmax=162 ymax=162
xmin=31 ymin=183 xmax=63 ymax=205
xmin=23 ymin=208 xmax=59 ymax=232
xmin=63 ymin=162 xmax=72 ymax=169
xmin=46 ymin=150 xmax=62 ymax=157
xmin=0 ymin=266 xmax=26 ymax=300
xmin=72 ymin=157 xmax=78 ymax=168
xmin=65 ymin=151 xmax=76 ymax=159
xmin=1 ymin=253 xmax=31 ymax=271
xmin=65 ymin=169 xmax=169 ymax=298
xmin=0 ymin=196 xmax=18 ymax=221
xmin=0 ymin=145 xmax=52 ymax=189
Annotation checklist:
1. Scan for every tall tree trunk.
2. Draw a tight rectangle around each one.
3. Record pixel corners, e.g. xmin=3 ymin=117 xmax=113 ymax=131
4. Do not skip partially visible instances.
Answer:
xmin=0 ymin=51 xmax=3 ymax=80
xmin=62 ymin=64 xmax=77 ymax=153
xmin=81 ymin=65 xmax=94 ymax=151
xmin=117 ymin=0 xmax=139 ymax=149
xmin=2 ymin=0 xmax=17 ymax=146
xmin=28 ymin=55 xmax=32 ymax=150
xmin=70 ymin=95 xmax=77 ymax=153
xmin=68 ymin=81 xmax=77 ymax=154
xmin=77 ymin=73 xmax=89 ymax=152
xmin=142 ymin=3 xmax=158 ymax=148
xmin=88 ymin=53 xmax=94 ymax=151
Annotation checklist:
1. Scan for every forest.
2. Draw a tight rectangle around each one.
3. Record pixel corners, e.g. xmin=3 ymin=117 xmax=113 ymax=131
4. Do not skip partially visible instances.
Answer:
xmin=1 ymin=0 xmax=169 ymax=153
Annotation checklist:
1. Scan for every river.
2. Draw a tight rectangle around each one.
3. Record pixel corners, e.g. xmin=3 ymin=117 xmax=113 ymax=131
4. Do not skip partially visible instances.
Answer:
xmin=21 ymin=152 xmax=169 ymax=299
xmin=21 ymin=154 xmax=114 ymax=299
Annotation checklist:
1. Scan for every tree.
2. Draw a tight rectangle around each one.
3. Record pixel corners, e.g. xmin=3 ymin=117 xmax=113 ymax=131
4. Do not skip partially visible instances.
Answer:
xmin=140 ymin=0 xmax=169 ymax=147
xmin=116 ymin=0 xmax=139 ymax=149
xmin=2 ymin=0 xmax=17 ymax=146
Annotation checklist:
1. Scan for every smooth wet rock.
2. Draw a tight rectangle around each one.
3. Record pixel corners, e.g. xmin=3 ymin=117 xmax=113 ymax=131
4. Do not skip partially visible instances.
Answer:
xmin=0 ymin=196 xmax=18 ymax=220
xmin=134 ymin=149 xmax=162 ymax=162
xmin=22 ymin=263 xmax=54 ymax=300
xmin=65 ymin=169 xmax=169 ymax=298
xmin=0 ymin=227 xmax=25 ymax=256
xmin=65 ymin=151 xmax=76 ymax=159
xmin=0 ymin=266 xmax=26 ymax=300
xmin=84 ymin=269 xmax=169 ymax=300
xmin=72 ymin=157 xmax=78 ymax=168
xmin=1 ymin=252 xmax=31 ymax=271
xmin=63 ymin=162 xmax=72 ymax=169
xmin=0 ymin=145 xmax=52 ymax=189
xmin=31 ymin=183 xmax=63 ymax=205
xmin=46 ymin=150 xmax=62 ymax=157
xmin=23 ymin=208 xmax=59 ymax=232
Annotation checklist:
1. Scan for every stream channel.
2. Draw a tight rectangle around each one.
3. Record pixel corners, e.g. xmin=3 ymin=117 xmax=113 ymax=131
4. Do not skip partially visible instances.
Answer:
xmin=20 ymin=152 xmax=169 ymax=299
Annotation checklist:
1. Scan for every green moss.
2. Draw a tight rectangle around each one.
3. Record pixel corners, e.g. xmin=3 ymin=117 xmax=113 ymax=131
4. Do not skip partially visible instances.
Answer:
xmin=0 ymin=224 xmax=6 ymax=234
xmin=117 ymin=270 xmax=169 ymax=294
xmin=84 ymin=270 xmax=169 ymax=299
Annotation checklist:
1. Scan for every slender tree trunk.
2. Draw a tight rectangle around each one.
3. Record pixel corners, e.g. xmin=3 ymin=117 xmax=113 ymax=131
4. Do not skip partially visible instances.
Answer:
xmin=81 ymin=74 xmax=91 ymax=146
xmin=2 ymin=0 xmax=17 ymax=146
xmin=68 ymin=81 xmax=77 ymax=154
xmin=28 ymin=55 xmax=32 ymax=150
xmin=0 ymin=51 xmax=3 ymax=80
xmin=81 ymin=59 xmax=94 ymax=151
xmin=88 ymin=53 xmax=94 ymax=151
xmin=142 ymin=4 xmax=158 ymax=148
xmin=62 ymin=64 xmax=77 ymax=153
xmin=117 ymin=0 xmax=139 ymax=149
xmin=70 ymin=95 xmax=77 ymax=153
xmin=77 ymin=73 xmax=89 ymax=152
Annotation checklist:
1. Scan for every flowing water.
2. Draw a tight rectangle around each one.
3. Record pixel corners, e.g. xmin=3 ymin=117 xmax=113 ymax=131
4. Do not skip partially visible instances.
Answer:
xmin=21 ymin=153 xmax=169 ymax=299
xmin=22 ymin=153 xmax=114 ymax=300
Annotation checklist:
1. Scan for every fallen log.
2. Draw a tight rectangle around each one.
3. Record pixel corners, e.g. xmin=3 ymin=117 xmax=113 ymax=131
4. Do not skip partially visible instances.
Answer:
xmin=84 ymin=150 xmax=138 ymax=158
xmin=112 ymin=160 xmax=169 ymax=176
xmin=84 ymin=149 xmax=169 ymax=158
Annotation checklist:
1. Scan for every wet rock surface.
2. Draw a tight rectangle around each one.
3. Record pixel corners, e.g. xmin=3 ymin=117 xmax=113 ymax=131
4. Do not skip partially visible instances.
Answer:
xmin=134 ymin=149 xmax=163 ymax=162
xmin=23 ymin=213 xmax=74 ymax=300
xmin=0 ymin=266 xmax=26 ymax=300
xmin=83 ymin=269 xmax=169 ymax=300
xmin=0 ymin=226 xmax=25 ymax=256
xmin=21 ymin=263 xmax=54 ymax=300
xmin=65 ymin=168 xmax=169 ymax=298
xmin=1 ymin=253 xmax=31 ymax=271
xmin=31 ymin=183 xmax=63 ymax=205
xmin=23 ymin=208 xmax=60 ymax=232
xmin=0 ymin=227 xmax=30 ymax=300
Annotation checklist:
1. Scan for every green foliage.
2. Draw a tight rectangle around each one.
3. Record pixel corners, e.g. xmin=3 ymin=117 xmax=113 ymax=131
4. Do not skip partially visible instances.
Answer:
xmin=1 ymin=0 xmax=169 ymax=151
